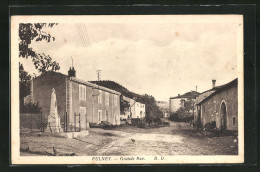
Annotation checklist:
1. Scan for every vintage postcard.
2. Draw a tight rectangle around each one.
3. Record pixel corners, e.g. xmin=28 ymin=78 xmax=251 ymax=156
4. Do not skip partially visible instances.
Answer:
xmin=11 ymin=15 xmax=244 ymax=164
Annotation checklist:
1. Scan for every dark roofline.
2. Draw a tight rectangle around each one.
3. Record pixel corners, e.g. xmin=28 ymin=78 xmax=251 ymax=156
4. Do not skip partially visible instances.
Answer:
xmin=34 ymin=71 xmax=121 ymax=95
xmin=197 ymin=78 xmax=238 ymax=105
xmin=169 ymin=91 xmax=200 ymax=99
xmin=198 ymin=78 xmax=238 ymax=95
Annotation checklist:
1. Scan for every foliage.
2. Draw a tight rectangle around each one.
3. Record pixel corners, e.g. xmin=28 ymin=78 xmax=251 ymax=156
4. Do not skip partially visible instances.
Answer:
xmin=19 ymin=63 xmax=31 ymax=106
xmin=136 ymin=94 xmax=163 ymax=122
xmin=20 ymin=102 xmax=41 ymax=114
xmin=131 ymin=118 xmax=145 ymax=126
xmin=203 ymin=121 xmax=217 ymax=131
xmin=169 ymin=108 xmax=193 ymax=122
xmin=180 ymin=98 xmax=195 ymax=113
xmin=169 ymin=98 xmax=195 ymax=122
xmin=120 ymin=97 xmax=130 ymax=115
xmin=19 ymin=23 xmax=60 ymax=73
xmin=192 ymin=119 xmax=202 ymax=129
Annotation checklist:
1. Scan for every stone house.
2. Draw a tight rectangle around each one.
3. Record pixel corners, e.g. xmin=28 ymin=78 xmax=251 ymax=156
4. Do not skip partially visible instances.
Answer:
xmin=169 ymin=91 xmax=199 ymax=113
xmin=121 ymin=96 xmax=146 ymax=119
xmin=29 ymin=67 xmax=121 ymax=131
xmin=195 ymin=78 xmax=238 ymax=130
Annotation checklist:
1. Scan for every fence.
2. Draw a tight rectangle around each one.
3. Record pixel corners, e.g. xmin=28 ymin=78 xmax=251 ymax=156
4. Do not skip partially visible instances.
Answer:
xmin=63 ymin=112 xmax=81 ymax=132
xmin=20 ymin=112 xmax=81 ymax=132
xmin=20 ymin=112 xmax=46 ymax=132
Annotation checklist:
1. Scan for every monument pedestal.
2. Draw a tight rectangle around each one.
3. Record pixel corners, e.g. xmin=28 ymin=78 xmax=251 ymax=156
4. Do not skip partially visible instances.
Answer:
xmin=45 ymin=115 xmax=63 ymax=133
xmin=45 ymin=88 xmax=63 ymax=133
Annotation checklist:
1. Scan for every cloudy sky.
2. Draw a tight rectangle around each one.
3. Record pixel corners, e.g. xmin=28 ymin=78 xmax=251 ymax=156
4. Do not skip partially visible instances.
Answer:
xmin=20 ymin=15 xmax=241 ymax=101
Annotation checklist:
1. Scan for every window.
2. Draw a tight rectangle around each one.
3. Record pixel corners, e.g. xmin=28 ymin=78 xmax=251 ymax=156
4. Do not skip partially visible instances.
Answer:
xmin=98 ymin=90 xmax=102 ymax=104
xmin=98 ymin=110 xmax=102 ymax=123
xmin=114 ymin=95 xmax=118 ymax=106
xmin=79 ymin=106 xmax=86 ymax=115
xmin=79 ymin=85 xmax=86 ymax=101
xmin=233 ymin=117 xmax=236 ymax=126
xmin=105 ymin=92 xmax=109 ymax=106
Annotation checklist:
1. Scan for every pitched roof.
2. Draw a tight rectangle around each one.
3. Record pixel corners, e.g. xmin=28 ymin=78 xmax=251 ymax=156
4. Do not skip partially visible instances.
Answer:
xmin=196 ymin=78 xmax=238 ymax=105
xmin=170 ymin=91 xmax=200 ymax=99
xmin=36 ymin=71 xmax=121 ymax=95
xmin=70 ymin=77 xmax=121 ymax=95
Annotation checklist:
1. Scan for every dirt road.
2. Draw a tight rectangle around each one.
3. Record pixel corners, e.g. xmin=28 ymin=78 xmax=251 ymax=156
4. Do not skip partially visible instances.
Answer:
xmin=20 ymin=122 xmax=238 ymax=156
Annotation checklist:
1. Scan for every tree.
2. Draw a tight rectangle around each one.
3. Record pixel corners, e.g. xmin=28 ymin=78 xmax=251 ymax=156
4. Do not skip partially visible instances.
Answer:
xmin=169 ymin=98 xmax=195 ymax=122
xmin=120 ymin=98 xmax=130 ymax=115
xmin=136 ymin=94 xmax=163 ymax=122
xmin=19 ymin=23 xmax=60 ymax=73
xmin=180 ymin=98 xmax=194 ymax=113
xmin=19 ymin=63 xmax=31 ymax=106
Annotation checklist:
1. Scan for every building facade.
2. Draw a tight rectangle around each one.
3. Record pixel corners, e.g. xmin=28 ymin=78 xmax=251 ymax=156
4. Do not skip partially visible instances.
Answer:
xmin=195 ymin=79 xmax=238 ymax=130
xmin=169 ymin=91 xmax=199 ymax=113
xmin=30 ymin=68 xmax=121 ymax=131
xmin=121 ymin=96 xmax=146 ymax=119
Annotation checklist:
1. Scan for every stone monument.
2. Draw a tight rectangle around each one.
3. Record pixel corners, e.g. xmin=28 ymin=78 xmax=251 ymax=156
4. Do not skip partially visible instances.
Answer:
xmin=46 ymin=88 xmax=63 ymax=133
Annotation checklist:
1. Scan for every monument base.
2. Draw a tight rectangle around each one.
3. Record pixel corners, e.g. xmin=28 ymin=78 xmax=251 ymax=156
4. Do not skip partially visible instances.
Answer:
xmin=63 ymin=130 xmax=89 ymax=139
xmin=45 ymin=115 xmax=63 ymax=133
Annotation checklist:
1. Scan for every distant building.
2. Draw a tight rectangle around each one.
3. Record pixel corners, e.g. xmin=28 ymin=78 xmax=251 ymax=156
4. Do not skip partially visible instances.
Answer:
xmin=169 ymin=91 xmax=199 ymax=113
xmin=195 ymin=79 xmax=238 ymax=130
xmin=156 ymin=101 xmax=170 ymax=118
xmin=29 ymin=67 xmax=121 ymax=131
xmin=121 ymin=96 xmax=145 ymax=119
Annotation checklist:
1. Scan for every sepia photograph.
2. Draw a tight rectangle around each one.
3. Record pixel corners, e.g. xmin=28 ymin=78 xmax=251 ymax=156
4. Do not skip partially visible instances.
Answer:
xmin=11 ymin=15 xmax=244 ymax=164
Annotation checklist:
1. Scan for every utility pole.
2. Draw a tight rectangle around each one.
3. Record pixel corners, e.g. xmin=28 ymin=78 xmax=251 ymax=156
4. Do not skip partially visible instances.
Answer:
xmin=96 ymin=70 xmax=102 ymax=81
xmin=92 ymin=70 xmax=102 ymax=122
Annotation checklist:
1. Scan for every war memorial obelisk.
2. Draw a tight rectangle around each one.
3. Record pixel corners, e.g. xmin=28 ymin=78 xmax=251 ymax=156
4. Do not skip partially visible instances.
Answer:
xmin=46 ymin=88 xmax=63 ymax=133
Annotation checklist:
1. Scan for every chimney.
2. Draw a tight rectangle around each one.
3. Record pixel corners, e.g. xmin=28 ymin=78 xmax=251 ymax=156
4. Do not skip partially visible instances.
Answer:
xmin=68 ymin=67 xmax=76 ymax=77
xmin=178 ymin=94 xmax=180 ymax=96
xmin=212 ymin=79 xmax=216 ymax=88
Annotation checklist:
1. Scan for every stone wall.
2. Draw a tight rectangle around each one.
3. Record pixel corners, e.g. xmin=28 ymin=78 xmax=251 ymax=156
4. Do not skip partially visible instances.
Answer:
xmin=199 ymin=85 xmax=238 ymax=130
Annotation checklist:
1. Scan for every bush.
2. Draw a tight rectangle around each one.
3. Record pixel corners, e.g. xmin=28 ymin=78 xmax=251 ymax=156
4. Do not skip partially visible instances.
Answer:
xmin=89 ymin=123 xmax=99 ymax=128
xmin=125 ymin=119 xmax=132 ymax=125
xmin=100 ymin=121 xmax=114 ymax=128
xmin=163 ymin=121 xmax=170 ymax=126
xmin=20 ymin=102 xmax=41 ymax=113
xmin=131 ymin=118 xmax=145 ymax=126
xmin=168 ymin=112 xmax=193 ymax=122
xmin=138 ymin=122 xmax=148 ymax=128
xmin=203 ymin=121 xmax=216 ymax=130
xmin=193 ymin=120 xmax=202 ymax=129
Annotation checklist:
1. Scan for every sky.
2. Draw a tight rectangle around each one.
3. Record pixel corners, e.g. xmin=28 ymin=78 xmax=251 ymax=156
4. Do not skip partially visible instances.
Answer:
xmin=20 ymin=16 xmax=241 ymax=101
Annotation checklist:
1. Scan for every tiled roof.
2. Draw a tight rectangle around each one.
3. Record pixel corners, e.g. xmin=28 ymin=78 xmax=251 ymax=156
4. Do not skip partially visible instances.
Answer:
xmin=195 ymin=78 xmax=238 ymax=105
xmin=70 ymin=77 xmax=121 ymax=95
xmin=195 ymin=90 xmax=216 ymax=105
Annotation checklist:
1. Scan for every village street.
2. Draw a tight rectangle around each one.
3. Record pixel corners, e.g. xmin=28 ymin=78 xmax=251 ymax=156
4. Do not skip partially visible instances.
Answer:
xmin=20 ymin=122 xmax=238 ymax=156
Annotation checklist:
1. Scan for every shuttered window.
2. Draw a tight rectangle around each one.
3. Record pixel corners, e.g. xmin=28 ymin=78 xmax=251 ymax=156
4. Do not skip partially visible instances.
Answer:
xmin=105 ymin=92 xmax=109 ymax=106
xmin=79 ymin=85 xmax=86 ymax=101
xmin=98 ymin=90 xmax=102 ymax=104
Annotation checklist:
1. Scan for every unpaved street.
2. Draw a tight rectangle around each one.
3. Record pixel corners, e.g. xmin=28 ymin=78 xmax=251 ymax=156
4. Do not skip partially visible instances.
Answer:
xmin=20 ymin=122 xmax=238 ymax=156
